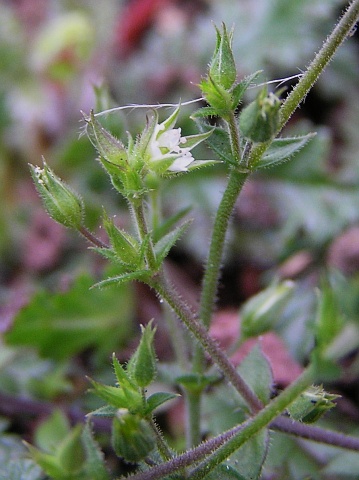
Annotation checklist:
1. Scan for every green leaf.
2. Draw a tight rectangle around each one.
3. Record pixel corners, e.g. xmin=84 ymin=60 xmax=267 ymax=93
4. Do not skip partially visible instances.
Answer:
xmin=194 ymin=120 xmax=236 ymax=165
xmin=237 ymin=345 xmax=273 ymax=406
xmin=56 ymin=425 xmax=84 ymax=474
xmin=34 ymin=410 xmax=71 ymax=453
xmin=191 ymin=106 xmax=220 ymax=118
xmin=87 ymin=405 xmax=118 ymax=417
xmin=231 ymin=70 xmax=262 ymax=108
xmin=203 ymin=463 xmax=246 ymax=479
xmin=154 ymin=220 xmax=192 ymax=268
xmin=4 ymin=274 xmax=134 ymax=360
xmin=314 ymin=280 xmax=344 ymax=354
xmin=254 ymin=133 xmax=316 ymax=170
xmin=81 ymin=422 xmax=110 ymax=480
xmin=88 ymin=379 xmax=134 ymax=410
xmin=227 ymin=430 xmax=269 ymax=480
xmin=102 ymin=212 xmax=140 ymax=267
xmin=146 ymin=392 xmax=180 ymax=414
xmin=93 ymin=269 xmax=151 ymax=288
xmin=26 ymin=444 xmax=65 ymax=479
xmin=152 ymin=206 xmax=192 ymax=243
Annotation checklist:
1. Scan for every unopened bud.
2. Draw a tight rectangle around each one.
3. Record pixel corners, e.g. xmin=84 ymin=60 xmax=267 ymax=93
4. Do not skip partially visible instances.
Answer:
xmin=287 ymin=385 xmax=339 ymax=423
xmin=239 ymin=87 xmax=281 ymax=143
xmin=112 ymin=411 xmax=155 ymax=463
xmin=127 ymin=321 xmax=157 ymax=388
xmin=30 ymin=160 xmax=84 ymax=229
xmin=209 ymin=23 xmax=236 ymax=90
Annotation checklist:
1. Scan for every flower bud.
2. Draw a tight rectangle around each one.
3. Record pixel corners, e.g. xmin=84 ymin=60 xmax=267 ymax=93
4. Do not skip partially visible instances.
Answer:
xmin=209 ymin=24 xmax=236 ymax=90
xmin=287 ymin=385 xmax=339 ymax=423
xmin=127 ymin=321 xmax=157 ymax=388
xmin=239 ymin=87 xmax=281 ymax=143
xmin=240 ymin=280 xmax=294 ymax=340
xmin=112 ymin=411 xmax=155 ymax=463
xmin=83 ymin=110 xmax=128 ymax=168
xmin=30 ymin=160 xmax=84 ymax=229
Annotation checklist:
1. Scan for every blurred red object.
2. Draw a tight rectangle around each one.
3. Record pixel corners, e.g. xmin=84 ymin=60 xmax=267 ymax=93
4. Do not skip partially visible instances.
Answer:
xmin=115 ymin=0 xmax=169 ymax=58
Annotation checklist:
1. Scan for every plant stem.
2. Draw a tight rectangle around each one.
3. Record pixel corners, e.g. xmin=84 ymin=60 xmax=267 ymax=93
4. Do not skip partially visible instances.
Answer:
xmin=271 ymin=415 xmax=359 ymax=451
xmin=130 ymin=201 xmax=157 ymax=271
xmin=78 ymin=225 xmax=109 ymax=249
xmin=188 ymin=365 xmax=315 ymax=479
xmin=186 ymin=113 xmax=247 ymax=446
xmin=249 ymin=0 xmax=359 ymax=169
xmin=279 ymin=0 xmax=359 ymax=129
xmin=193 ymin=169 xmax=248 ymax=368
xmin=148 ymin=416 xmax=173 ymax=462
xmin=151 ymin=276 xmax=263 ymax=413
xmin=128 ymin=366 xmax=315 ymax=480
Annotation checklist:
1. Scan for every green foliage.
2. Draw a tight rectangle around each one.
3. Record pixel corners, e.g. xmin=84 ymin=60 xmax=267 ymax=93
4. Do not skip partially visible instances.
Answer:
xmin=2 ymin=3 xmax=359 ymax=479
xmin=4 ymin=274 xmax=134 ymax=360
xmin=27 ymin=412 xmax=109 ymax=480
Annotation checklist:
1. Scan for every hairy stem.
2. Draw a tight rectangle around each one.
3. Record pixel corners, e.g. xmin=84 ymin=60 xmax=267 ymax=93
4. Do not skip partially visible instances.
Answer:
xmin=249 ymin=0 xmax=359 ymax=169
xmin=151 ymin=276 xmax=263 ymax=413
xmin=128 ymin=366 xmax=315 ymax=480
xmin=78 ymin=225 xmax=109 ymax=249
xmin=188 ymin=366 xmax=315 ymax=479
xmin=130 ymin=201 xmax=157 ymax=271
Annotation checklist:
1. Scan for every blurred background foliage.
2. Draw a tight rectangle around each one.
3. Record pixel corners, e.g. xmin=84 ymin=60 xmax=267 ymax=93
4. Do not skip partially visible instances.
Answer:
xmin=1 ymin=0 xmax=359 ymax=478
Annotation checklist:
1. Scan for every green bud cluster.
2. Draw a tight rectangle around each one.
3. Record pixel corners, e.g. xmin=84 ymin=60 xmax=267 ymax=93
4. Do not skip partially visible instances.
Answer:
xmin=287 ymin=385 xmax=340 ymax=423
xmin=88 ymin=322 xmax=177 ymax=463
xmin=112 ymin=410 xmax=155 ymax=463
xmin=239 ymin=87 xmax=282 ymax=143
xmin=30 ymin=160 xmax=84 ymax=229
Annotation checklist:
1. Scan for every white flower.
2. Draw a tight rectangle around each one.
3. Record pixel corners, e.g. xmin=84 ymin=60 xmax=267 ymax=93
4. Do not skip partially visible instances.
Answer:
xmin=149 ymin=124 xmax=195 ymax=172
xmin=146 ymin=106 xmax=214 ymax=174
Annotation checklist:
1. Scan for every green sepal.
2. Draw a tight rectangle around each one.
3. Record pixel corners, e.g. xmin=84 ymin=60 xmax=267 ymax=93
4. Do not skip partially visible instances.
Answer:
xmin=29 ymin=160 xmax=84 ymax=229
xmin=87 ymin=378 xmax=143 ymax=413
xmin=92 ymin=270 xmax=152 ymax=289
xmin=231 ymin=70 xmax=262 ymax=109
xmin=154 ymin=220 xmax=192 ymax=268
xmin=84 ymin=110 xmax=128 ymax=167
xmin=252 ymin=133 xmax=316 ymax=170
xmin=239 ymin=87 xmax=281 ymax=143
xmin=145 ymin=392 xmax=180 ymax=415
xmin=102 ymin=212 xmax=140 ymax=267
xmin=186 ymin=160 xmax=220 ymax=171
xmin=126 ymin=320 xmax=157 ymax=388
xmin=209 ymin=23 xmax=236 ymax=90
xmin=287 ymin=385 xmax=340 ymax=423
xmin=112 ymin=353 xmax=138 ymax=390
xmin=199 ymin=75 xmax=234 ymax=119
xmin=82 ymin=421 xmax=110 ymax=480
xmin=133 ymin=110 xmax=158 ymax=163
xmin=148 ymin=154 xmax=183 ymax=176
xmin=111 ymin=413 xmax=155 ymax=463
